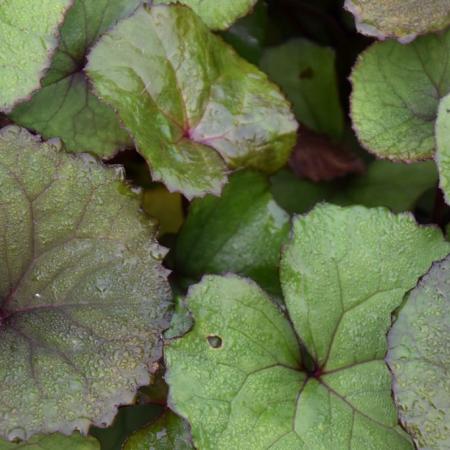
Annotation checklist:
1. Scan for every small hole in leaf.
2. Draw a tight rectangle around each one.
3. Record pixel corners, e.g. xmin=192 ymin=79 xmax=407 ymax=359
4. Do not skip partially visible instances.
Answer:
xmin=207 ymin=335 xmax=223 ymax=349
xmin=299 ymin=67 xmax=314 ymax=79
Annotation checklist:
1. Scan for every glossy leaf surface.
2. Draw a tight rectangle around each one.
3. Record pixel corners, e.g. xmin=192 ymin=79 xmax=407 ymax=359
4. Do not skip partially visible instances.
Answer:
xmin=0 ymin=0 xmax=73 ymax=112
xmin=11 ymin=0 xmax=139 ymax=156
xmin=175 ymin=170 xmax=290 ymax=296
xmin=86 ymin=5 xmax=297 ymax=198
xmin=0 ymin=126 xmax=171 ymax=439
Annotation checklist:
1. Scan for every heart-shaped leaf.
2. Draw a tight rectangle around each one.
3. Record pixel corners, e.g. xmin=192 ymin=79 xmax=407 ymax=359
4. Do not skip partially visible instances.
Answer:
xmin=175 ymin=170 xmax=290 ymax=296
xmin=261 ymin=39 xmax=344 ymax=139
xmin=351 ymin=30 xmax=450 ymax=161
xmin=153 ymin=0 xmax=257 ymax=30
xmin=345 ymin=0 xmax=450 ymax=42
xmin=387 ymin=255 xmax=450 ymax=449
xmin=0 ymin=433 xmax=99 ymax=450
xmin=123 ymin=411 xmax=192 ymax=450
xmin=165 ymin=204 xmax=450 ymax=449
xmin=10 ymin=0 xmax=140 ymax=157
xmin=86 ymin=4 xmax=297 ymax=199
xmin=0 ymin=126 xmax=171 ymax=440
xmin=0 ymin=0 xmax=73 ymax=112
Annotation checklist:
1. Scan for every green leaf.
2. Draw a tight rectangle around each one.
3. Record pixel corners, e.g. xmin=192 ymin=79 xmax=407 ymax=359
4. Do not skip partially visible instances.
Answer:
xmin=0 ymin=433 xmax=99 ymax=450
xmin=271 ymin=161 xmax=437 ymax=215
xmin=0 ymin=0 xmax=73 ymax=112
xmin=261 ymin=38 xmax=344 ymax=139
xmin=10 ymin=0 xmax=140 ymax=157
xmin=0 ymin=126 xmax=171 ymax=440
xmin=351 ymin=30 xmax=450 ymax=161
xmin=436 ymin=93 xmax=450 ymax=204
xmin=345 ymin=0 xmax=450 ymax=42
xmin=387 ymin=255 xmax=450 ymax=449
xmin=175 ymin=170 xmax=290 ymax=296
xmin=123 ymin=411 xmax=193 ymax=450
xmin=153 ymin=0 xmax=258 ymax=30
xmin=221 ymin=1 xmax=268 ymax=65
xmin=90 ymin=404 xmax=165 ymax=450
xmin=333 ymin=160 xmax=438 ymax=212
xmin=86 ymin=4 xmax=297 ymax=199
xmin=166 ymin=204 xmax=449 ymax=449
xmin=270 ymin=169 xmax=333 ymax=214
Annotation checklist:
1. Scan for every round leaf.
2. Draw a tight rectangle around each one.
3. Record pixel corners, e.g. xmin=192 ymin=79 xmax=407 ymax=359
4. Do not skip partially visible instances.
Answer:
xmin=0 ymin=0 xmax=73 ymax=112
xmin=166 ymin=204 xmax=449 ymax=449
xmin=345 ymin=0 xmax=450 ymax=42
xmin=0 ymin=433 xmax=99 ymax=450
xmin=387 ymin=255 xmax=450 ymax=449
xmin=0 ymin=126 xmax=171 ymax=440
xmin=351 ymin=30 xmax=450 ymax=161
xmin=123 ymin=411 xmax=193 ymax=450
xmin=86 ymin=5 xmax=297 ymax=199
xmin=153 ymin=0 xmax=258 ymax=30
xmin=10 ymin=0 xmax=140 ymax=157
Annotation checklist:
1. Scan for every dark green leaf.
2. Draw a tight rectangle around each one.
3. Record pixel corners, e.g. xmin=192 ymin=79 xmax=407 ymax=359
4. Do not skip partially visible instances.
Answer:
xmin=123 ymin=412 xmax=192 ymax=450
xmin=175 ymin=170 xmax=290 ymax=296
xmin=261 ymin=38 xmax=344 ymax=139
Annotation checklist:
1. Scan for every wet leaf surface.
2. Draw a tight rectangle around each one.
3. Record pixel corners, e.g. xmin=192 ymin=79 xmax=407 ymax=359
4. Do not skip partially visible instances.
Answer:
xmin=86 ymin=5 xmax=297 ymax=198
xmin=0 ymin=126 xmax=171 ymax=439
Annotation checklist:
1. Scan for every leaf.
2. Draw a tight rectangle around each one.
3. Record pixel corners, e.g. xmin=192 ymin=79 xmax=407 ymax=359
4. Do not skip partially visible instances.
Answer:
xmin=0 ymin=433 xmax=99 ymax=450
xmin=166 ymin=204 xmax=450 ymax=449
xmin=270 ymin=169 xmax=332 ymax=215
xmin=387 ymin=255 xmax=450 ymax=449
xmin=351 ymin=30 xmax=450 ymax=161
xmin=0 ymin=126 xmax=171 ymax=440
xmin=333 ymin=160 xmax=438 ymax=212
xmin=271 ymin=161 xmax=437 ymax=215
xmin=221 ymin=1 xmax=268 ymax=64
xmin=10 ymin=0 xmax=140 ymax=157
xmin=289 ymin=129 xmax=364 ymax=182
xmin=260 ymin=38 xmax=344 ymax=139
xmin=90 ymin=404 xmax=165 ymax=450
xmin=86 ymin=4 xmax=297 ymax=199
xmin=153 ymin=0 xmax=258 ymax=30
xmin=175 ymin=170 xmax=290 ymax=296
xmin=0 ymin=0 xmax=73 ymax=112
xmin=436 ymin=93 xmax=450 ymax=204
xmin=123 ymin=411 xmax=193 ymax=450
xmin=344 ymin=0 xmax=450 ymax=42
xmin=142 ymin=186 xmax=184 ymax=236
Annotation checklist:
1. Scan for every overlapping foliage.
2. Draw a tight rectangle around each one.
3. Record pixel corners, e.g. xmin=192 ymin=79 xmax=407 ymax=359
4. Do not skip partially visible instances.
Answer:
xmin=2 ymin=1 xmax=450 ymax=449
